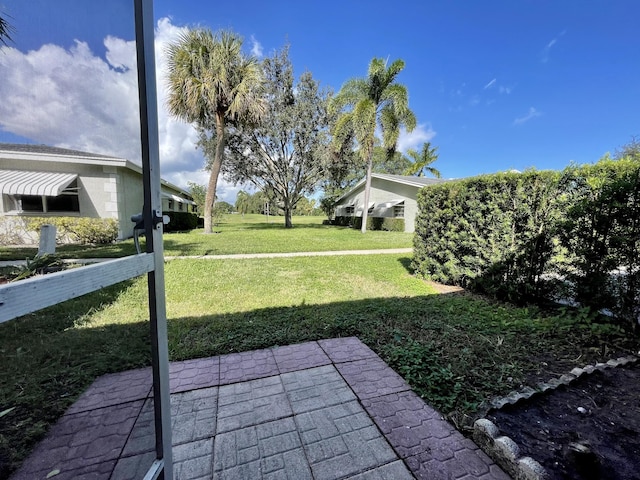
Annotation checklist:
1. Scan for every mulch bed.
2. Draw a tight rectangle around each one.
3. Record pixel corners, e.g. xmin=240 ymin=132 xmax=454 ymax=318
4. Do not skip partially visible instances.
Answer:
xmin=489 ymin=362 xmax=640 ymax=480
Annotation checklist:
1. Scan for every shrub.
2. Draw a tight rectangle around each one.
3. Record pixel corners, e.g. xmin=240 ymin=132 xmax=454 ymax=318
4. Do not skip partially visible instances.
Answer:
xmin=413 ymin=169 xmax=564 ymax=304
xmin=558 ymin=157 xmax=640 ymax=328
xmin=412 ymin=157 xmax=640 ymax=328
xmin=163 ymin=211 xmax=198 ymax=232
xmin=24 ymin=217 xmax=118 ymax=244
xmin=336 ymin=216 xmax=405 ymax=232
xmin=332 ymin=216 xmax=352 ymax=227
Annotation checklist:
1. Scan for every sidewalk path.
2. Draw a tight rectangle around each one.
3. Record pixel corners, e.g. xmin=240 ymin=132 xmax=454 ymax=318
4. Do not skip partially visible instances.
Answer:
xmin=10 ymin=337 xmax=508 ymax=480
xmin=165 ymin=248 xmax=413 ymax=261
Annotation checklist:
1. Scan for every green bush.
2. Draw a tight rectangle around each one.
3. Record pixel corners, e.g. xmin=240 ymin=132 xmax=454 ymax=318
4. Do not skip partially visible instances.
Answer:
xmin=558 ymin=156 xmax=640 ymax=327
xmin=349 ymin=216 xmax=405 ymax=232
xmin=163 ymin=211 xmax=198 ymax=232
xmin=332 ymin=216 xmax=352 ymax=227
xmin=25 ymin=217 xmax=118 ymax=244
xmin=412 ymin=157 xmax=640 ymax=328
xmin=413 ymin=170 xmax=561 ymax=304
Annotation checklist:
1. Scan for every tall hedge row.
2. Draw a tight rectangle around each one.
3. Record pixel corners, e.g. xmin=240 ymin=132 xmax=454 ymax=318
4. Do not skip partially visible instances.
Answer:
xmin=412 ymin=157 xmax=640 ymax=327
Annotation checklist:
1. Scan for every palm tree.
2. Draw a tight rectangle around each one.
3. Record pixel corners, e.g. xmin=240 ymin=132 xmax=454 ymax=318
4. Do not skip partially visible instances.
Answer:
xmin=235 ymin=190 xmax=251 ymax=217
xmin=331 ymin=57 xmax=416 ymax=232
xmin=404 ymin=142 xmax=441 ymax=178
xmin=166 ymin=29 xmax=265 ymax=234
xmin=0 ymin=13 xmax=14 ymax=46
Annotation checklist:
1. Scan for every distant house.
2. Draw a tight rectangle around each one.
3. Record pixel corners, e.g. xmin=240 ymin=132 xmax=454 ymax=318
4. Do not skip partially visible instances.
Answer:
xmin=333 ymin=173 xmax=446 ymax=233
xmin=0 ymin=143 xmax=194 ymax=240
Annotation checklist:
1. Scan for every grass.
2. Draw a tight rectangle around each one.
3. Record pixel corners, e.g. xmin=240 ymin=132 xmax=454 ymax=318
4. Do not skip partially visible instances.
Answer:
xmin=0 ymin=214 xmax=412 ymax=261
xmin=0 ymin=217 xmax=638 ymax=476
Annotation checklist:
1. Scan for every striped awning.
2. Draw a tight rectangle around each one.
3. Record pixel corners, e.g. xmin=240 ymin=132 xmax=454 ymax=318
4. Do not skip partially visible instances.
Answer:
xmin=0 ymin=170 xmax=78 ymax=196
xmin=161 ymin=191 xmax=195 ymax=205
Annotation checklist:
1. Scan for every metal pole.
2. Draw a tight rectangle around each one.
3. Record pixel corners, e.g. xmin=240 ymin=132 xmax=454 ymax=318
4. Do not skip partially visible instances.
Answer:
xmin=133 ymin=0 xmax=173 ymax=478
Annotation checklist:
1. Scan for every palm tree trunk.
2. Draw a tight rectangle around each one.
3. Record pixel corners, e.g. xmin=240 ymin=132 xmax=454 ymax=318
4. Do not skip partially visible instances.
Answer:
xmin=361 ymin=156 xmax=373 ymax=234
xmin=204 ymin=112 xmax=226 ymax=234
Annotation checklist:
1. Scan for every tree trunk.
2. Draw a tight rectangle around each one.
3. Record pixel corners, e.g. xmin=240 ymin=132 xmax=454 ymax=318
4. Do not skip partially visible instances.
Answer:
xmin=284 ymin=206 xmax=293 ymax=228
xmin=361 ymin=156 xmax=373 ymax=234
xmin=204 ymin=113 xmax=226 ymax=234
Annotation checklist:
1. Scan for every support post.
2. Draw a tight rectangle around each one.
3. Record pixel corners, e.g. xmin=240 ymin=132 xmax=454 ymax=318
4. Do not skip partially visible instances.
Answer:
xmin=38 ymin=224 xmax=56 ymax=255
xmin=134 ymin=0 xmax=173 ymax=478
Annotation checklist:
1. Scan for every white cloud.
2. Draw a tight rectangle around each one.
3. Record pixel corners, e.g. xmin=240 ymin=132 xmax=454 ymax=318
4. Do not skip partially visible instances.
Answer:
xmin=396 ymin=124 xmax=436 ymax=153
xmin=499 ymin=85 xmax=512 ymax=95
xmin=250 ymin=35 xmax=263 ymax=58
xmin=0 ymin=17 xmax=241 ymax=202
xmin=484 ymin=78 xmax=496 ymax=89
xmin=540 ymin=30 xmax=566 ymax=63
xmin=513 ymin=107 xmax=542 ymax=125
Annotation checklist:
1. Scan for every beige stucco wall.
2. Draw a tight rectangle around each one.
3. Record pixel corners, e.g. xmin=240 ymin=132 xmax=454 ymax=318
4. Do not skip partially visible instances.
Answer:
xmin=0 ymin=159 xmax=144 ymax=240
xmin=1 ymin=156 xmax=194 ymax=241
xmin=335 ymin=177 xmax=422 ymax=232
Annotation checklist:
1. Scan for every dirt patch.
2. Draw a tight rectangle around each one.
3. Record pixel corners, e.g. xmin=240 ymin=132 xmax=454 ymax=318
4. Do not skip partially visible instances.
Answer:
xmin=427 ymin=280 xmax=465 ymax=294
xmin=489 ymin=363 xmax=640 ymax=480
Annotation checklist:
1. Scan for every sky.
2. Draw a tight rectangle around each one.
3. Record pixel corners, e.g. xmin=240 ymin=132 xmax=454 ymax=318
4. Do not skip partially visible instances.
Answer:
xmin=0 ymin=0 xmax=639 ymax=203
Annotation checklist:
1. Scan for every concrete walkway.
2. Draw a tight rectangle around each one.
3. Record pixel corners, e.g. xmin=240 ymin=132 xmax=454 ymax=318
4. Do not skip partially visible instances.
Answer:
xmin=10 ymin=337 xmax=508 ymax=480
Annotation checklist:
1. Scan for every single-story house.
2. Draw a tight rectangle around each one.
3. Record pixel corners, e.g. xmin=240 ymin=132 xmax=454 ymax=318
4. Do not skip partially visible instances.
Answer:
xmin=0 ymin=143 xmax=195 ymax=240
xmin=333 ymin=173 xmax=446 ymax=233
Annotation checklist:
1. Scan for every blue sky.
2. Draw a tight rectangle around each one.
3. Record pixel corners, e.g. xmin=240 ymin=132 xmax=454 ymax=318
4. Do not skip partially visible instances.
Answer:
xmin=1 ymin=0 xmax=638 ymax=201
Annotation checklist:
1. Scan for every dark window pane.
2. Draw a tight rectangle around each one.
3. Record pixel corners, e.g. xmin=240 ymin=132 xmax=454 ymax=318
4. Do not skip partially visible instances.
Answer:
xmin=21 ymin=195 xmax=44 ymax=212
xmin=48 ymin=194 xmax=80 ymax=212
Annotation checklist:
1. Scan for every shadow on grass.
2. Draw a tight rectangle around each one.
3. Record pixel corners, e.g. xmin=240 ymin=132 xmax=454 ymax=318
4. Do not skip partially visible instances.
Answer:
xmin=0 ymin=279 xmax=149 ymax=477
xmin=0 ymin=242 xmax=139 ymax=261
xmin=227 ymin=221 xmax=336 ymax=230
xmin=397 ymin=256 xmax=414 ymax=274
xmin=2 ymin=287 xmax=637 ymax=477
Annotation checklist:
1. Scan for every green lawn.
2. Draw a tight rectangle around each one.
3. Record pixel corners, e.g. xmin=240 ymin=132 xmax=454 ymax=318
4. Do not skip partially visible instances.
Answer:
xmin=0 ymin=214 xmax=412 ymax=261
xmin=0 ymin=218 xmax=637 ymax=476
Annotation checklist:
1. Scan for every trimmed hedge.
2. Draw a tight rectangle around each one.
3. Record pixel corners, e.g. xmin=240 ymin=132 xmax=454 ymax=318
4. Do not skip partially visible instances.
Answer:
xmin=333 ymin=216 xmax=405 ymax=232
xmin=412 ymin=157 xmax=640 ymax=327
xmin=413 ymin=170 xmax=561 ymax=303
xmin=162 ymin=211 xmax=198 ymax=232
xmin=558 ymin=157 xmax=640 ymax=326
xmin=25 ymin=217 xmax=118 ymax=244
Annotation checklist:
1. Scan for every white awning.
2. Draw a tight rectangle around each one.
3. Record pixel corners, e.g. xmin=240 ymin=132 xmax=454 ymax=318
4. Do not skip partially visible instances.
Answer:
xmin=355 ymin=202 xmax=375 ymax=217
xmin=371 ymin=200 xmax=404 ymax=217
xmin=161 ymin=191 xmax=195 ymax=205
xmin=0 ymin=170 xmax=77 ymax=196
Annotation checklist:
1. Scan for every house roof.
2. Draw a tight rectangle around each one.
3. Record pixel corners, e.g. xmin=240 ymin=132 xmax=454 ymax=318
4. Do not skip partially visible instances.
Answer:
xmin=0 ymin=143 xmax=193 ymax=200
xmin=335 ymin=173 xmax=447 ymax=203
xmin=0 ymin=143 xmax=123 ymax=160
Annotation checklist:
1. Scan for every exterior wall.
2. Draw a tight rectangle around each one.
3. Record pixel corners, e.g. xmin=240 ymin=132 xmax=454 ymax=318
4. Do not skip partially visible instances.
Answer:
xmin=334 ymin=177 xmax=421 ymax=232
xmin=1 ymin=158 xmax=106 ymax=218
xmin=1 ymin=155 xmax=194 ymax=241
xmin=117 ymin=167 xmax=145 ymax=240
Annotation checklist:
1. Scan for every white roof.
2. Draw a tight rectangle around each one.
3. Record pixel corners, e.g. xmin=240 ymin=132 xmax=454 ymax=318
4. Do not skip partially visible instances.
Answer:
xmin=0 ymin=169 xmax=77 ymax=196
xmin=335 ymin=173 xmax=446 ymax=204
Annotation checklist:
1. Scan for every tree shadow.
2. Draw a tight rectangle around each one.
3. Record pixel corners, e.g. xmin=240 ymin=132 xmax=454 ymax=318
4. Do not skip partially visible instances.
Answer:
xmin=3 ymin=284 xmax=635 ymax=478
xmin=397 ymin=256 xmax=414 ymax=274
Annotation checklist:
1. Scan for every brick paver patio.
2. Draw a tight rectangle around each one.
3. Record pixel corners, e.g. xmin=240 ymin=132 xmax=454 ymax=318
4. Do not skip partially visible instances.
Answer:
xmin=10 ymin=337 xmax=509 ymax=480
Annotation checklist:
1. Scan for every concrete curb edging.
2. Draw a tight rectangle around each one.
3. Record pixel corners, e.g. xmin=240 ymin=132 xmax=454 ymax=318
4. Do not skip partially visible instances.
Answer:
xmin=473 ymin=418 xmax=547 ymax=480
xmin=473 ymin=355 xmax=638 ymax=480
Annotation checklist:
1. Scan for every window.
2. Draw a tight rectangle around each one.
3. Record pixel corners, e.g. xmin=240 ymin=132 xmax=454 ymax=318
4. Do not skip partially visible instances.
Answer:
xmin=393 ymin=204 xmax=404 ymax=218
xmin=178 ymin=202 xmax=183 ymax=211
xmin=345 ymin=206 xmax=354 ymax=215
xmin=12 ymin=179 xmax=80 ymax=214
xmin=167 ymin=199 xmax=174 ymax=210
